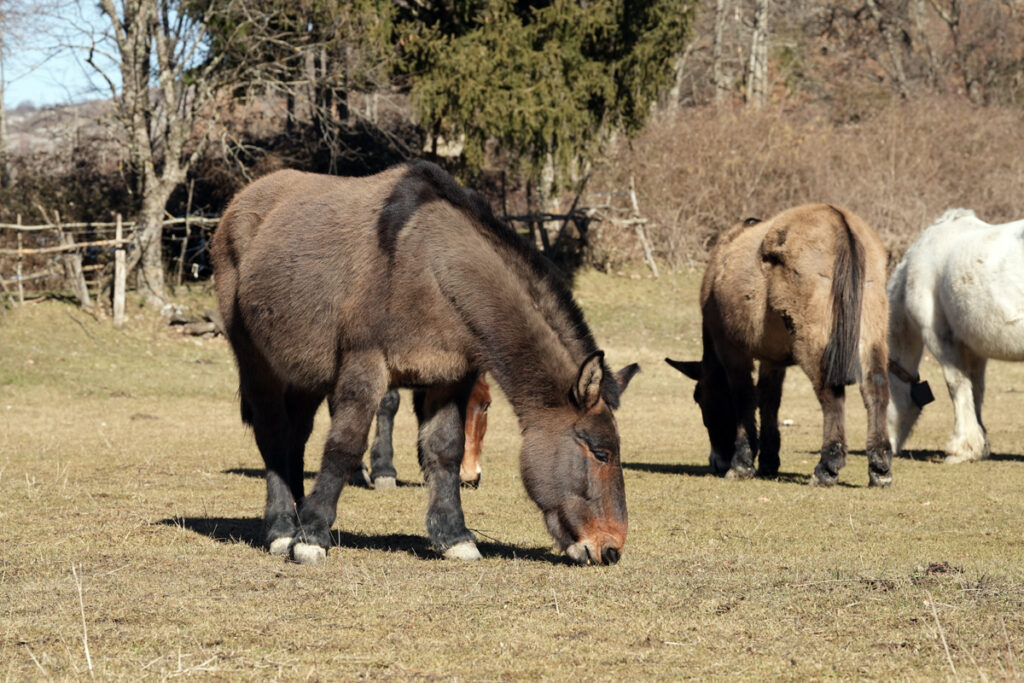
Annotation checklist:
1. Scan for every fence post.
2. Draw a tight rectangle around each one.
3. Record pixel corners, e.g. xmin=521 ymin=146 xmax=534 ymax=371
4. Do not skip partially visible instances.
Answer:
xmin=16 ymin=213 xmax=24 ymax=305
xmin=58 ymin=211 xmax=92 ymax=309
xmin=113 ymin=213 xmax=126 ymax=328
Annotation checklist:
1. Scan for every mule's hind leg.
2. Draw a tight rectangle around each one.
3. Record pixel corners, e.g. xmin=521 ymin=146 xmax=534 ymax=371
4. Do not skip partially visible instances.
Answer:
xmin=860 ymin=345 xmax=893 ymax=487
xmin=291 ymin=352 xmax=388 ymax=564
xmin=367 ymin=389 xmax=400 ymax=490
xmin=241 ymin=379 xmax=301 ymax=553
xmin=414 ymin=375 xmax=481 ymax=559
xmin=258 ymin=388 xmax=322 ymax=554
xmin=811 ymin=382 xmax=848 ymax=486
xmin=756 ymin=363 xmax=785 ymax=478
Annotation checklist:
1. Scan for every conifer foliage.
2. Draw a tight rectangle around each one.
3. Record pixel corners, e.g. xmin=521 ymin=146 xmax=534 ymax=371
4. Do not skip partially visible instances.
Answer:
xmin=399 ymin=1 xmax=697 ymax=187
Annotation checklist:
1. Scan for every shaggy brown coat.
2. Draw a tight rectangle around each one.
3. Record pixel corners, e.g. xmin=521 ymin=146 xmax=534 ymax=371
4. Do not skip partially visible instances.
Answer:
xmin=668 ymin=204 xmax=892 ymax=487
xmin=211 ymin=161 xmax=638 ymax=565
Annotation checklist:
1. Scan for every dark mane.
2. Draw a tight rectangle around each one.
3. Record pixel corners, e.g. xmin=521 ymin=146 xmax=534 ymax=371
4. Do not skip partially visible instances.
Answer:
xmin=380 ymin=161 xmax=622 ymax=404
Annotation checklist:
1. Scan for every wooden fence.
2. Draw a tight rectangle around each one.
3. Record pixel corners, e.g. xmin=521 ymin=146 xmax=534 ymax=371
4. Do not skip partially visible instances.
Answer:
xmin=0 ymin=188 xmax=655 ymax=328
xmin=0 ymin=213 xmax=219 ymax=327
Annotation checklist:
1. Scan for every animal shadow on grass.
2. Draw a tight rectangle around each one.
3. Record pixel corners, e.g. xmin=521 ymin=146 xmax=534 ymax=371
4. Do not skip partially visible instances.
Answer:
xmin=158 ymin=518 xmax=558 ymax=564
xmin=895 ymin=450 xmax=1024 ymax=463
xmin=623 ymin=461 xmax=812 ymax=485
xmin=222 ymin=467 xmax=423 ymax=488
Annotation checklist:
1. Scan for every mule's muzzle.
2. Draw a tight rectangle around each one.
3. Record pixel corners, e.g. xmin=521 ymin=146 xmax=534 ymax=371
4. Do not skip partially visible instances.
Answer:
xmin=566 ymin=539 xmax=624 ymax=566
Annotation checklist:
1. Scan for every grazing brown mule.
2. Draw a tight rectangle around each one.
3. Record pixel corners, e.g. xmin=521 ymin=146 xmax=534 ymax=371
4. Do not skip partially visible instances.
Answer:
xmin=666 ymin=204 xmax=892 ymax=487
xmin=359 ymin=374 xmax=491 ymax=489
xmin=211 ymin=161 xmax=639 ymax=565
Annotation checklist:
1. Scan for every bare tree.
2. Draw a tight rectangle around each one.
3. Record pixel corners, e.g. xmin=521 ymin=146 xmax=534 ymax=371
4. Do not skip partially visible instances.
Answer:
xmin=865 ymin=0 xmax=909 ymax=97
xmin=712 ymin=0 xmax=732 ymax=104
xmin=746 ymin=0 xmax=769 ymax=107
xmin=84 ymin=0 xmax=222 ymax=304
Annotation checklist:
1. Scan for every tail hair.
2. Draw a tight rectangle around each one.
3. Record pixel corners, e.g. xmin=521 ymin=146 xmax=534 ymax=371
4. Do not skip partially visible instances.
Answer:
xmin=821 ymin=207 xmax=865 ymax=389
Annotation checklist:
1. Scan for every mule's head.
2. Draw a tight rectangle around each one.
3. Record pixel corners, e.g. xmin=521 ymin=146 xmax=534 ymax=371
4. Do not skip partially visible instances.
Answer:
xmin=665 ymin=357 xmax=736 ymax=473
xmin=520 ymin=351 xmax=639 ymax=566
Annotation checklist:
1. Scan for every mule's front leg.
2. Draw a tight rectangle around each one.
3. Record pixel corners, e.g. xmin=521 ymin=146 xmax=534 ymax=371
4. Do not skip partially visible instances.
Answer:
xmin=812 ymin=383 xmax=847 ymax=486
xmin=724 ymin=363 xmax=758 ymax=480
xmin=756 ymin=364 xmax=786 ymax=477
xmin=415 ymin=377 xmax=480 ymax=560
xmin=291 ymin=354 xmax=388 ymax=564
xmin=932 ymin=339 xmax=988 ymax=463
xmin=368 ymin=389 xmax=400 ymax=490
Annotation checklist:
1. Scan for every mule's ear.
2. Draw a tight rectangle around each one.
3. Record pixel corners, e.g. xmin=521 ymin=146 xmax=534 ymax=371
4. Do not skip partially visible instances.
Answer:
xmin=666 ymin=358 xmax=702 ymax=381
xmin=615 ymin=363 xmax=641 ymax=394
xmin=572 ymin=350 xmax=605 ymax=411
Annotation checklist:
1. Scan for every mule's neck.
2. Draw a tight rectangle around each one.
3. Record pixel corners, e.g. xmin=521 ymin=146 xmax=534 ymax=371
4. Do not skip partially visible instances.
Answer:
xmin=441 ymin=253 xmax=594 ymax=421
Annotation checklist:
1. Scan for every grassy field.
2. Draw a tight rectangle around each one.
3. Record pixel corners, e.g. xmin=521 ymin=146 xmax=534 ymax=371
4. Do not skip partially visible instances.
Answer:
xmin=2 ymin=270 xmax=1024 ymax=680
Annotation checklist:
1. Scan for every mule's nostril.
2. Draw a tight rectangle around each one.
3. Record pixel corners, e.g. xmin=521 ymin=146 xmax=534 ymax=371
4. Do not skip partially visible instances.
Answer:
xmin=601 ymin=546 xmax=621 ymax=565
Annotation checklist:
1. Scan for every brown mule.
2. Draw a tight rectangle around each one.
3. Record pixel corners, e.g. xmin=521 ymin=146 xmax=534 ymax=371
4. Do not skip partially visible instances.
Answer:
xmin=211 ymin=161 xmax=639 ymax=565
xmin=357 ymin=374 xmax=491 ymax=490
xmin=667 ymin=204 xmax=892 ymax=487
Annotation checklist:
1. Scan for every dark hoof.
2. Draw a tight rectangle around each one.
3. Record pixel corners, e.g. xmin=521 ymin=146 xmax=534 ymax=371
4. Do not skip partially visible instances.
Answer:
xmin=709 ymin=451 xmax=731 ymax=476
xmin=869 ymin=470 xmax=893 ymax=488
xmin=724 ymin=465 xmax=755 ymax=480
xmin=756 ymin=468 xmax=779 ymax=479
xmin=460 ymin=475 xmax=481 ymax=489
xmin=811 ymin=464 xmax=838 ymax=487
xmin=348 ymin=463 xmax=372 ymax=488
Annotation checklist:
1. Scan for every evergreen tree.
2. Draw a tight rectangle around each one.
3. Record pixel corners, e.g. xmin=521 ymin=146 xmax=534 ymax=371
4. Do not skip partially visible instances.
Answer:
xmin=399 ymin=0 xmax=697 ymax=188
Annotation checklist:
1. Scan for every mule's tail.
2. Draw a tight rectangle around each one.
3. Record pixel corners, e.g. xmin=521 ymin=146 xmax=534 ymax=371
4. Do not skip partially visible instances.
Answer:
xmin=821 ymin=207 xmax=866 ymax=389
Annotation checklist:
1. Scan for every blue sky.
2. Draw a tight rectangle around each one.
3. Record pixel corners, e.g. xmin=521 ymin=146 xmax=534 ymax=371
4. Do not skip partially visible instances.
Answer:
xmin=4 ymin=2 xmax=119 ymax=109
xmin=5 ymin=51 xmax=109 ymax=108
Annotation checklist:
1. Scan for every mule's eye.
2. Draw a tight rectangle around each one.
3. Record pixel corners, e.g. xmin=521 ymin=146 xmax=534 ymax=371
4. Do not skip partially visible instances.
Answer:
xmin=592 ymin=449 xmax=611 ymax=463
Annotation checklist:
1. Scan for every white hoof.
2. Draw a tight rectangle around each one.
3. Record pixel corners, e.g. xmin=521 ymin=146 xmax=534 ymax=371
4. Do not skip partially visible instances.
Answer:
xmin=268 ymin=536 xmax=293 ymax=556
xmin=943 ymin=452 xmax=981 ymax=464
xmin=442 ymin=541 xmax=482 ymax=561
xmin=291 ymin=542 xmax=327 ymax=565
xmin=374 ymin=476 xmax=397 ymax=491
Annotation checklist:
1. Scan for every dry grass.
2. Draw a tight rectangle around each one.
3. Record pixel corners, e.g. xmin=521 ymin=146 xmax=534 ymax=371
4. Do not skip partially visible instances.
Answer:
xmin=3 ymin=274 xmax=1024 ymax=679
xmin=591 ymin=100 xmax=1024 ymax=271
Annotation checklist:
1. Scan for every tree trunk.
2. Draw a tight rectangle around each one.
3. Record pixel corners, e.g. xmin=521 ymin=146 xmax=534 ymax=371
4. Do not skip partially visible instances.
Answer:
xmin=0 ymin=34 xmax=9 ymax=188
xmin=135 ymin=190 xmax=171 ymax=305
xmin=866 ymin=0 xmax=908 ymax=98
xmin=713 ymin=0 xmax=731 ymax=105
xmin=746 ymin=0 xmax=769 ymax=109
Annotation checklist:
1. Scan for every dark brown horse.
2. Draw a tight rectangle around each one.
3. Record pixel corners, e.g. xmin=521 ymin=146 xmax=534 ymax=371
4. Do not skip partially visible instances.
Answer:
xmin=666 ymin=204 xmax=892 ymax=487
xmin=212 ymin=161 xmax=638 ymax=565
xmin=357 ymin=374 xmax=491 ymax=489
